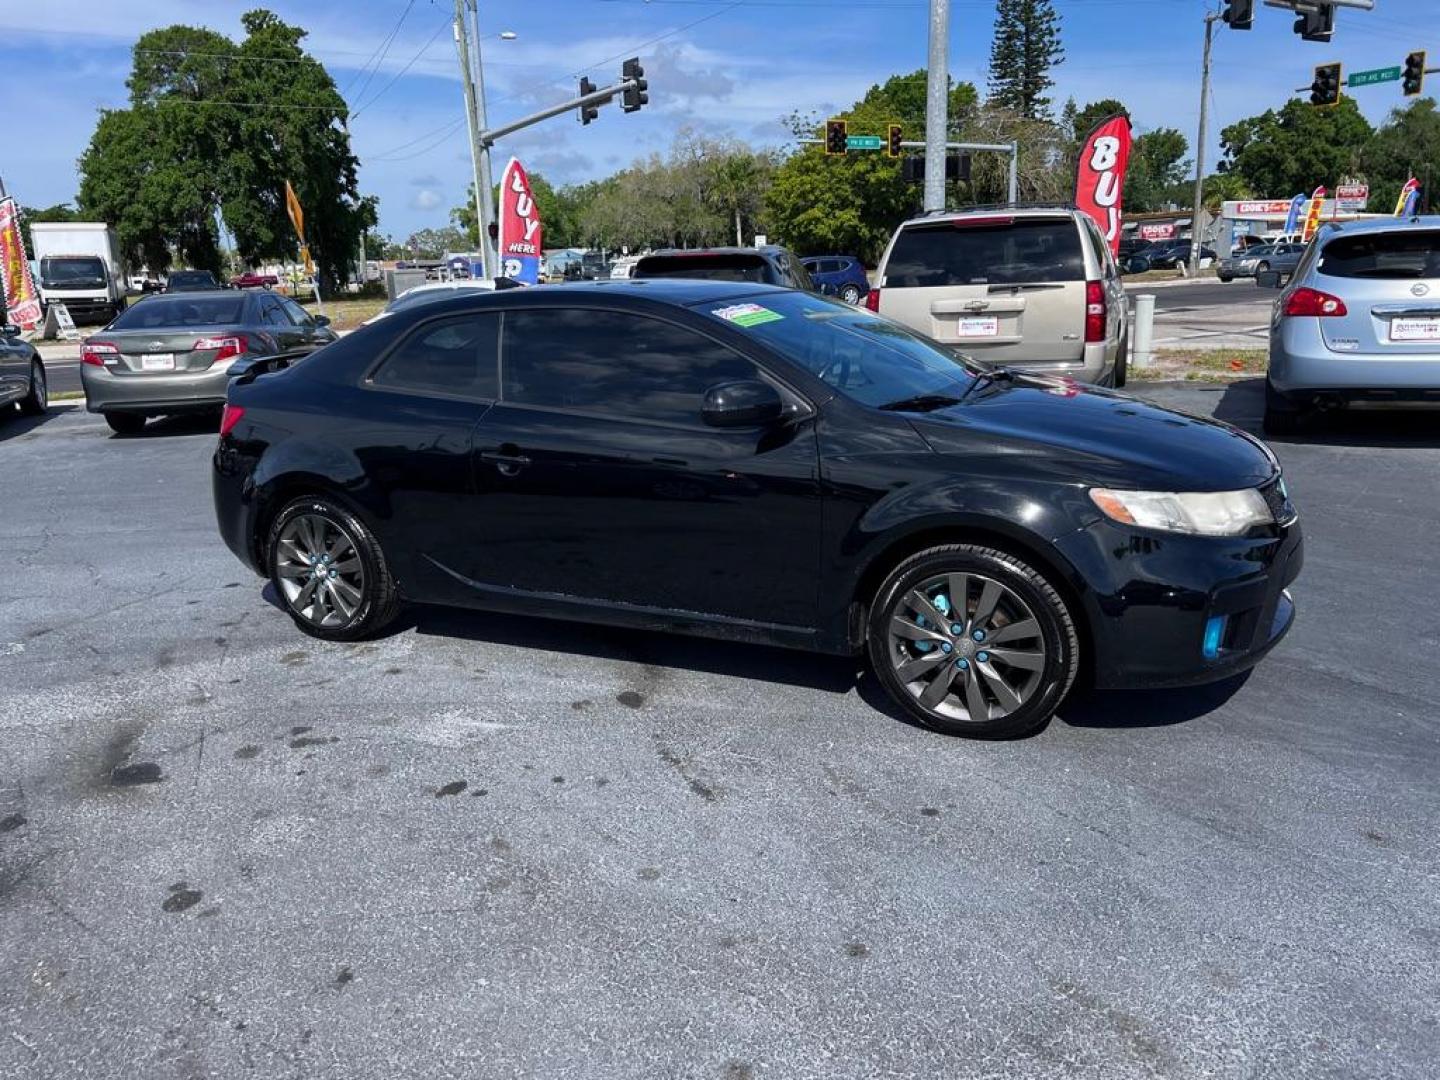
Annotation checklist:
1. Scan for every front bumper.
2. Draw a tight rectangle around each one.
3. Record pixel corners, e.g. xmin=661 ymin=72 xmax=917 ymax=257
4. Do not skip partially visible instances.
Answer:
xmin=82 ymin=361 xmax=233 ymax=414
xmin=1053 ymin=516 xmax=1303 ymax=690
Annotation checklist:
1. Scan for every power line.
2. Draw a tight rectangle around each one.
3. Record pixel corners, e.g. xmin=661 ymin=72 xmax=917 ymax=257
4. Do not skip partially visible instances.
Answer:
xmin=344 ymin=0 xmax=417 ymax=104
xmin=351 ymin=16 xmax=453 ymax=118
xmin=370 ymin=117 xmax=467 ymax=161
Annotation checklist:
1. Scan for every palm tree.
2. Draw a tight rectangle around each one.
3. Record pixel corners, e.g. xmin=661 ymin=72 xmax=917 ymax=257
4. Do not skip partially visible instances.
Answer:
xmin=708 ymin=155 xmax=763 ymax=247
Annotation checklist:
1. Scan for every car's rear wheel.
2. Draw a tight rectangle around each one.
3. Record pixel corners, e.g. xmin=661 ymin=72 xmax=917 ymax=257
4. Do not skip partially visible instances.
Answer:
xmin=1256 ymin=261 xmax=1270 ymax=274
xmin=1262 ymin=379 xmax=1303 ymax=436
xmin=105 ymin=412 xmax=146 ymax=435
xmin=1218 ymin=273 xmax=1233 ymax=283
xmin=867 ymin=545 xmax=1079 ymax=739
xmin=1113 ymin=332 xmax=1129 ymax=389
xmin=839 ymin=284 xmax=863 ymax=305
xmin=18 ymin=361 xmax=47 ymax=416
xmin=267 ymin=496 xmax=401 ymax=641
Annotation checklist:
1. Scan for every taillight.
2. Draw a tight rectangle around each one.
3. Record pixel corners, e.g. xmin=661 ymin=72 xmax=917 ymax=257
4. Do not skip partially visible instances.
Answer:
xmin=81 ymin=341 xmax=119 ymax=366
xmin=219 ymin=404 xmax=245 ymax=438
xmin=1283 ymin=286 xmax=1347 ymax=318
xmin=195 ymin=334 xmax=248 ymax=363
xmin=1085 ymin=280 xmax=1106 ymax=343
xmin=865 ymin=288 xmax=880 ymax=312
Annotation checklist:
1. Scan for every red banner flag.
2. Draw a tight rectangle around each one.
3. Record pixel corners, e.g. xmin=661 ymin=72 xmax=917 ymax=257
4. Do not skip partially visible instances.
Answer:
xmin=1074 ymin=114 xmax=1133 ymax=258
xmin=497 ymin=158 xmax=542 ymax=285
xmin=1301 ymin=186 xmax=1327 ymax=243
xmin=0 ymin=199 xmax=42 ymax=329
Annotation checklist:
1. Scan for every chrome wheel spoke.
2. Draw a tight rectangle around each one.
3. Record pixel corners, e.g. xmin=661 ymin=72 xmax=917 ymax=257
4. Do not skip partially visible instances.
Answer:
xmin=276 ymin=513 xmax=366 ymax=627
xmin=972 ymin=580 xmax=1003 ymax=631
xmin=987 ymin=646 xmax=1044 ymax=672
xmin=978 ymin=661 xmax=1023 ymax=713
xmin=988 ymin=618 xmax=1038 ymax=645
xmin=325 ymin=580 xmax=354 ymax=620
xmin=895 ymin=651 xmax=946 ymax=683
xmin=946 ymin=573 xmax=970 ymax=616
xmin=963 ymin=665 xmax=990 ymax=722
xmin=330 ymin=576 xmax=362 ymax=607
xmin=905 ymin=590 xmax=951 ymax=631
xmin=276 ymin=561 xmax=310 ymax=580
xmin=295 ymin=576 xmax=320 ymax=611
xmin=918 ymin=663 xmax=958 ymax=709
xmin=890 ymin=616 xmax=947 ymax=644
xmin=331 ymin=556 xmax=361 ymax=574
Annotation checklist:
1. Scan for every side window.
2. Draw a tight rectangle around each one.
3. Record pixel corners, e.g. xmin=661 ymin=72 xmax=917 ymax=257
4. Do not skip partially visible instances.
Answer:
xmin=279 ymin=297 xmax=311 ymax=327
xmin=370 ymin=314 xmax=499 ymax=399
xmin=502 ymin=309 xmax=758 ymax=425
xmin=260 ymin=297 xmax=287 ymax=327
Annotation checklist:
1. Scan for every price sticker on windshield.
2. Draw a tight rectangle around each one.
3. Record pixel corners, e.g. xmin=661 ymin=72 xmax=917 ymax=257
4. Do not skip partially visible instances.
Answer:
xmin=713 ymin=303 xmax=783 ymax=327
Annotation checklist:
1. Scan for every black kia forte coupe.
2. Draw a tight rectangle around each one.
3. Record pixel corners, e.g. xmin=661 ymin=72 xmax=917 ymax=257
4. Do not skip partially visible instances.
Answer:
xmin=214 ymin=280 xmax=1301 ymax=738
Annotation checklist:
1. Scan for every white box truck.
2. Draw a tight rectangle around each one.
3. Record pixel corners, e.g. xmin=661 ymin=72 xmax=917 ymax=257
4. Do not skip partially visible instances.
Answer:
xmin=30 ymin=222 xmax=129 ymax=322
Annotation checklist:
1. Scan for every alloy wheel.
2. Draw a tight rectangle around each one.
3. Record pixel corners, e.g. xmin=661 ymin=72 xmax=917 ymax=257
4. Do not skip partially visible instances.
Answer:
xmin=885 ymin=571 xmax=1047 ymax=723
xmin=274 ymin=512 xmax=366 ymax=629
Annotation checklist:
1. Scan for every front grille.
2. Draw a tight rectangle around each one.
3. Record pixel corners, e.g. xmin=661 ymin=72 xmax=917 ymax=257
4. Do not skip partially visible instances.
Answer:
xmin=1261 ymin=477 xmax=1297 ymax=526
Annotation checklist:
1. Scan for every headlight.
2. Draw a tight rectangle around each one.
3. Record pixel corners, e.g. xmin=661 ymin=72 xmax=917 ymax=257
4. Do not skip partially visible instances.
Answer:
xmin=1089 ymin=487 xmax=1273 ymax=536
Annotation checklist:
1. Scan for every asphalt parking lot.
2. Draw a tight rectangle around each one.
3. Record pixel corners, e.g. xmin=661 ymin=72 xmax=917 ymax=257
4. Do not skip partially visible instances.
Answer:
xmin=2 ymin=388 xmax=1437 ymax=1079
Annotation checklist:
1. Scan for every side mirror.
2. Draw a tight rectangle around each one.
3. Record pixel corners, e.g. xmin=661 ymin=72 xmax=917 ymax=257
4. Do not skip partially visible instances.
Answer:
xmin=1255 ymin=270 xmax=1283 ymax=290
xmin=702 ymin=380 xmax=784 ymax=428
xmin=313 ymin=314 xmax=331 ymax=327
xmin=2 ymin=323 xmax=19 ymax=336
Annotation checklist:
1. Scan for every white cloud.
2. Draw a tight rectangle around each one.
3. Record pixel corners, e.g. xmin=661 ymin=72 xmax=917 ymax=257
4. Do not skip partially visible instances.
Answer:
xmin=408 ymin=188 xmax=444 ymax=212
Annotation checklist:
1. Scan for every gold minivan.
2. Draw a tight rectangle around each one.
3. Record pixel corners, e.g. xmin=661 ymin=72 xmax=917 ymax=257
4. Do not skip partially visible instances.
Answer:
xmin=868 ymin=207 xmax=1130 ymax=387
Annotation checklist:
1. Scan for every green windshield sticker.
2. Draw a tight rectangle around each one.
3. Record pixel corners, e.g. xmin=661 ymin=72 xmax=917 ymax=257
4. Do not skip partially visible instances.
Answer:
xmin=713 ymin=303 xmax=784 ymax=327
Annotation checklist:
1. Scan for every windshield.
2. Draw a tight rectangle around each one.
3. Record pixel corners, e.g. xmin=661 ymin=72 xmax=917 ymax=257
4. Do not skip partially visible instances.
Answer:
xmin=696 ymin=291 xmax=976 ymax=408
xmin=41 ymin=256 xmax=107 ymax=287
xmin=636 ymin=255 xmax=769 ymax=283
xmin=110 ymin=295 xmax=246 ymax=328
xmin=169 ymin=271 xmax=217 ymax=288
xmin=1319 ymin=230 xmax=1440 ymax=280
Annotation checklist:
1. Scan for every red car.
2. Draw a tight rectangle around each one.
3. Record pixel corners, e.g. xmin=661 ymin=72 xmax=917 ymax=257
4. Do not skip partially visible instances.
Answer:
xmin=230 ymin=271 xmax=279 ymax=289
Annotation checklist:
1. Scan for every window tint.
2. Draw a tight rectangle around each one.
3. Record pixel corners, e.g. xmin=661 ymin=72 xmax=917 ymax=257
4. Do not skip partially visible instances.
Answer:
xmin=109 ymin=295 xmax=246 ymax=328
xmin=502 ymin=309 xmax=758 ymax=424
xmin=885 ymin=218 xmax=1085 ymax=287
xmin=634 ymin=255 xmax=769 ymax=283
xmin=1318 ymin=230 xmax=1440 ymax=280
xmin=371 ymin=314 xmax=498 ymax=398
xmin=279 ymin=297 xmax=311 ymax=326
xmin=260 ymin=297 xmax=287 ymax=327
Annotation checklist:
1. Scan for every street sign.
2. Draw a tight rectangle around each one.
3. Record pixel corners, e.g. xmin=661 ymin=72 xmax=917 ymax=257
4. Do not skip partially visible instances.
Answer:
xmin=1337 ymin=183 xmax=1369 ymax=211
xmin=846 ymin=135 xmax=883 ymax=151
xmin=1347 ymin=66 xmax=1401 ymax=87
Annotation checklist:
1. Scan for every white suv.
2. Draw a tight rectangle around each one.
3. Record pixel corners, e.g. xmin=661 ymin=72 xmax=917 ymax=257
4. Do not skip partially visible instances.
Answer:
xmin=869 ymin=207 xmax=1130 ymax=386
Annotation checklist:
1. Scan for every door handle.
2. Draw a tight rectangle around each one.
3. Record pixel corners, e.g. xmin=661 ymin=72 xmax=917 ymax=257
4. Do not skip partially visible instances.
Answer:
xmin=481 ymin=448 xmax=532 ymax=476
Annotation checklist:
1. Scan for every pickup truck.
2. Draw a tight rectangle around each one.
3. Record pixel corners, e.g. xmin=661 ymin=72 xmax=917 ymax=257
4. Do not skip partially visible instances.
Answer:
xmin=230 ymin=271 xmax=279 ymax=289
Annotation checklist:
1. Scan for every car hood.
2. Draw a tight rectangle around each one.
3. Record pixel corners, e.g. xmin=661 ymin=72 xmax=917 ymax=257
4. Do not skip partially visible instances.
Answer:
xmin=907 ymin=376 xmax=1278 ymax=492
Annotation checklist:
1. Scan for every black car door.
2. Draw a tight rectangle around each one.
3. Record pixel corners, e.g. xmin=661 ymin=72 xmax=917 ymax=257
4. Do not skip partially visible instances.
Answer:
xmin=257 ymin=295 xmax=302 ymax=351
xmin=463 ymin=305 xmax=822 ymax=629
xmin=278 ymin=296 xmax=335 ymax=350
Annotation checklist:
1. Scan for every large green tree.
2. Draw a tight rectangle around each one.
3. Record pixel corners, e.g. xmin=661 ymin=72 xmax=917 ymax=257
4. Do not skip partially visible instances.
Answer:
xmin=1360 ymin=97 xmax=1440 ymax=212
xmin=78 ymin=10 xmax=372 ymax=285
xmin=1219 ymin=97 xmax=1373 ymax=197
xmin=988 ymin=0 xmax=1065 ymax=120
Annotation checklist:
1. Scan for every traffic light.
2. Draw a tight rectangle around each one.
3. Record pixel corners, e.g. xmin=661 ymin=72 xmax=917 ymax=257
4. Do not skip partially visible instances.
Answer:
xmin=1310 ymin=62 xmax=1342 ymax=108
xmin=1403 ymin=51 xmax=1427 ymax=97
xmin=579 ymin=77 xmax=598 ymax=125
xmin=1221 ymin=0 xmax=1253 ymax=31
xmin=825 ymin=119 xmax=847 ymax=156
xmin=886 ymin=124 xmax=903 ymax=159
xmin=902 ymin=156 xmax=923 ymax=183
xmin=1295 ymin=5 xmax=1335 ymax=43
xmin=622 ymin=57 xmax=648 ymax=113
xmin=947 ymin=153 xmax=972 ymax=184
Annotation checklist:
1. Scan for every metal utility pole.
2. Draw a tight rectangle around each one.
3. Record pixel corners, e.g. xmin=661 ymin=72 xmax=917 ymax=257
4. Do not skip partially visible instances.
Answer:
xmin=1189 ymin=10 xmax=1219 ymax=277
xmin=924 ymin=0 xmax=950 ymax=212
xmin=467 ymin=0 xmax=499 ymax=276
xmin=453 ymin=0 xmax=492 ymax=278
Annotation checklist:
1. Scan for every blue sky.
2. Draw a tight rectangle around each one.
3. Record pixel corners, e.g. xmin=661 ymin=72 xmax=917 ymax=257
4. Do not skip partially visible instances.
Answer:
xmin=5 ymin=0 xmax=1434 ymax=240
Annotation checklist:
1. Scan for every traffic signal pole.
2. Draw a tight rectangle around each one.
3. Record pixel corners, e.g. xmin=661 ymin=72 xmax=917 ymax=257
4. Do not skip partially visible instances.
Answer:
xmin=453 ymin=0 xmax=492 ymax=278
xmin=923 ymin=0 xmax=950 ymax=213
xmin=467 ymin=0 xmax=499 ymax=276
xmin=1189 ymin=11 xmax=1218 ymax=278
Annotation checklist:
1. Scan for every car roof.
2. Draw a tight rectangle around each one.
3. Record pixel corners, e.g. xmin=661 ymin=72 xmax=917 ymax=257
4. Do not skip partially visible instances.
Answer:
xmin=640 ymin=246 xmax=790 ymax=259
xmin=1321 ymin=214 xmax=1440 ymax=239
xmin=388 ymin=278 xmax=791 ymax=311
xmin=898 ymin=206 xmax=1083 ymax=228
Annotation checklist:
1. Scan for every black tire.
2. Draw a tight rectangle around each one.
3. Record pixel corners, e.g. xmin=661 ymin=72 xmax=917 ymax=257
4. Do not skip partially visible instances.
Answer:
xmin=266 ymin=495 xmax=401 ymax=642
xmin=105 ymin=412 xmax=146 ymax=435
xmin=1113 ymin=332 xmax=1129 ymax=389
xmin=1218 ymin=274 xmax=1233 ymax=283
xmin=18 ymin=360 xmax=47 ymax=416
xmin=1262 ymin=380 xmax=1303 ymax=436
xmin=839 ymin=284 xmax=863 ymax=305
xmin=866 ymin=544 xmax=1080 ymax=739
xmin=1256 ymin=261 xmax=1270 ymax=274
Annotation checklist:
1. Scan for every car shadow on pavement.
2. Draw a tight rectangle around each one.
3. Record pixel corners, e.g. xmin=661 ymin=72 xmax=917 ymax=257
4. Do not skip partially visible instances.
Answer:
xmin=1216 ymin=378 xmax=1440 ymax=447
xmin=406 ymin=603 xmax=864 ymax=695
xmin=0 ymin=403 xmax=67 ymax=443
xmin=112 ymin=412 xmax=222 ymax=439
xmin=1056 ymin=673 xmax=1251 ymax=730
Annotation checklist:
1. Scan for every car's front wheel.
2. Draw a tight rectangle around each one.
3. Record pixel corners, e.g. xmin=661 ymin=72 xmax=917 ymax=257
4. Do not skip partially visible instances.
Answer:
xmin=867 ymin=544 xmax=1080 ymax=739
xmin=18 ymin=361 xmax=46 ymax=416
xmin=839 ymin=284 xmax=863 ymax=305
xmin=267 ymin=496 xmax=401 ymax=641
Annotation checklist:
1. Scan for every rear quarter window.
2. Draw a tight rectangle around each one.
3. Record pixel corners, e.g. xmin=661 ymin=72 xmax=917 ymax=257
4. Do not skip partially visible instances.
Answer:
xmin=1318 ymin=230 xmax=1440 ymax=280
xmin=884 ymin=218 xmax=1086 ymax=287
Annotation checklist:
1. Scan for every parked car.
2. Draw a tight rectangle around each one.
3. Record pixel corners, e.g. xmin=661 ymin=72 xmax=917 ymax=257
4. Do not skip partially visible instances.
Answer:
xmin=1145 ymin=242 xmax=1219 ymax=271
xmin=1222 ymin=243 xmax=1307 ymax=282
xmin=0 ymin=322 xmax=47 ymax=419
xmin=1258 ymin=216 xmax=1440 ymax=434
xmin=632 ymin=246 xmax=816 ymax=292
xmin=81 ymin=289 xmax=336 ymax=434
xmin=231 ymin=271 xmax=280 ymax=289
xmin=868 ymin=207 xmax=1129 ymax=386
xmin=800 ymin=255 xmax=870 ymax=304
xmin=213 ymin=280 xmax=1301 ymax=740
xmin=166 ymin=270 xmax=223 ymax=292
xmin=609 ymin=256 xmax=642 ymax=280
xmin=1251 ymin=244 xmax=1306 ymax=282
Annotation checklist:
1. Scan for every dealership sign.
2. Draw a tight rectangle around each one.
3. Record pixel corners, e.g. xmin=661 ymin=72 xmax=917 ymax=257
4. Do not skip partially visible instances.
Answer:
xmin=1336 ymin=183 xmax=1369 ymax=212
xmin=1234 ymin=200 xmax=1296 ymax=216
xmin=1074 ymin=114 xmax=1133 ymax=257
xmin=0 ymin=199 xmax=42 ymax=329
xmin=497 ymin=158 xmax=542 ymax=285
xmin=1138 ymin=223 xmax=1176 ymax=241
